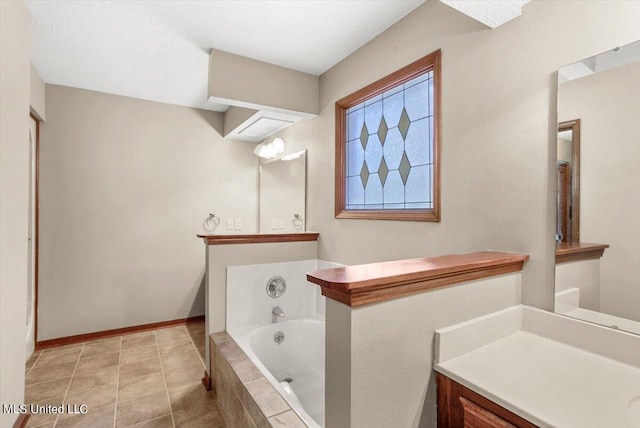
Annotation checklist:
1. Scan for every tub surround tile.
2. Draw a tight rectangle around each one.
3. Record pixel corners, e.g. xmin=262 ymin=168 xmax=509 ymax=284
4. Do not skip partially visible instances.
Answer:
xmin=244 ymin=379 xmax=289 ymax=420
xmin=268 ymin=410 xmax=306 ymax=428
xmin=218 ymin=340 xmax=248 ymax=363
xmin=212 ymin=333 xmax=297 ymax=428
xmin=211 ymin=331 xmax=232 ymax=344
xmin=229 ymin=357 xmax=264 ymax=386
xmin=26 ymin=361 xmax=77 ymax=385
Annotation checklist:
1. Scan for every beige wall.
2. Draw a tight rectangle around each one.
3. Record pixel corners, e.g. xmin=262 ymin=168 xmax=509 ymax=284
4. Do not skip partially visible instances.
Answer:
xmin=559 ymin=62 xmax=640 ymax=322
xmin=0 ymin=1 xmax=30 ymax=425
xmin=325 ymin=274 xmax=522 ymax=427
xmin=281 ymin=0 xmax=640 ymax=313
xmin=276 ymin=1 xmax=640 ymax=426
xmin=39 ymin=85 xmax=258 ymax=340
xmin=30 ymin=64 xmax=46 ymax=120
xmin=209 ymin=49 xmax=319 ymax=116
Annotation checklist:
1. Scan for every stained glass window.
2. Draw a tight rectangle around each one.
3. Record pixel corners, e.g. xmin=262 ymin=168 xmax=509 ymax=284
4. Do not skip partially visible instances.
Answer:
xmin=336 ymin=50 xmax=441 ymax=221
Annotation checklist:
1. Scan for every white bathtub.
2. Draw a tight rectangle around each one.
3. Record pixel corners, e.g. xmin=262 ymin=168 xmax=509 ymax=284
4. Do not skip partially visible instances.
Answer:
xmin=229 ymin=319 xmax=325 ymax=427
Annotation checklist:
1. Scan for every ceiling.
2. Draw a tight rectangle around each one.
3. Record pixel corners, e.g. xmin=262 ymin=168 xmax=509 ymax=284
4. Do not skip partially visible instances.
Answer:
xmin=25 ymin=0 xmax=425 ymax=112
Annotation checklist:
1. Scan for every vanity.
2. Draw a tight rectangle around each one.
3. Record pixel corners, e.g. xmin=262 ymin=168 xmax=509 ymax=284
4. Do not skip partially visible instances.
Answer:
xmin=434 ymin=306 xmax=640 ymax=428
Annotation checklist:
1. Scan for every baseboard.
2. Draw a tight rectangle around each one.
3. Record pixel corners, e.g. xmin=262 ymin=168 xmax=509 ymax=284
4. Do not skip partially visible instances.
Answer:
xmin=35 ymin=315 xmax=205 ymax=350
xmin=202 ymin=370 xmax=211 ymax=391
xmin=13 ymin=414 xmax=29 ymax=428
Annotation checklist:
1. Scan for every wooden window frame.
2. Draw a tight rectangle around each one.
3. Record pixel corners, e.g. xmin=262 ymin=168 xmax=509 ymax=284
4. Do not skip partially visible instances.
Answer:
xmin=335 ymin=49 xmax=441 ymax=222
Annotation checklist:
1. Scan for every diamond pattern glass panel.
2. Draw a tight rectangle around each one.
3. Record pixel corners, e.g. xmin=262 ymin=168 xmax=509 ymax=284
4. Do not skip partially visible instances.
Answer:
xmin=379 ymin=157 xmax=389 ymax=186
xmin=345 ymin=69 xmax=434 ymax=210
xmin=360 ymin=161 xmax=369 ymax=189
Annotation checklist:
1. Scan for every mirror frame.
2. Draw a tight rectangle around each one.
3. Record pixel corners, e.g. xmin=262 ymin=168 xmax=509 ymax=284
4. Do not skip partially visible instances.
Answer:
xmin=557 ymin=119 xmax=581 ymax=243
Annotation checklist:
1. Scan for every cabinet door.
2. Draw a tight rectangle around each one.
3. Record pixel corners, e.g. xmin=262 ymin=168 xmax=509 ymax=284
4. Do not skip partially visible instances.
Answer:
xmin=460 ymin=397 xmax=515 ymax=428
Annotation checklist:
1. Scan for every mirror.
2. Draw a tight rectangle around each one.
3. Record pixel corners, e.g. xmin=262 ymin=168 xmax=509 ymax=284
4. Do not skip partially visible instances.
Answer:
xmin=555 ymin=40 xmax=640 ymax=334
xmin=259 ymin=150 xmax=306 ymax=233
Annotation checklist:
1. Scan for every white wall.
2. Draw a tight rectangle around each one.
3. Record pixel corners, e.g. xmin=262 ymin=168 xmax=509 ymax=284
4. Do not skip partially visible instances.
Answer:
xmin=0 ymin=1 xmax=30 ymax=426
xmin=555 ymin=259 xmax=601 ymax=311
xmin=226 ymin=259 xmax=320 ymax=330
xmin=279 ymin=0 xmax=640 ymax=314
xmin=559 ymin=63 xmax=640 ymax=322
xmin=38 ymin=85 xmax=258 ymax=340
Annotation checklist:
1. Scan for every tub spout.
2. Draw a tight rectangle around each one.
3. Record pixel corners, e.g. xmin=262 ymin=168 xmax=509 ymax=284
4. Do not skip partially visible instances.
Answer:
xmin=272 ymin=306 xmax=285 ymax=323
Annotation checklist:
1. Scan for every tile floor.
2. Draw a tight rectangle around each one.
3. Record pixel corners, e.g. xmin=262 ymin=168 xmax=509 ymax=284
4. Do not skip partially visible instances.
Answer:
xmin=24 ymin=322 xmax=227 ymax=428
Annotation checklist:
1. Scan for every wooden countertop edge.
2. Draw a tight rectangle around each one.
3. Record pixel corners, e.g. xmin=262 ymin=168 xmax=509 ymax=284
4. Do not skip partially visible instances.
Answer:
xmin=196 ymin=232 xmax=319 ymax=245
xmin=555 ymin=242 xmax=609 ymax=264
xmin=307 ymin=251 xmax=529 ymax=307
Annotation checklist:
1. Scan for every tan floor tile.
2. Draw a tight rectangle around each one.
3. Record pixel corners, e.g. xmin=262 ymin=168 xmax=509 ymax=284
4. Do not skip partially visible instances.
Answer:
xmin=196 ymin=345 xmax=205 ymax=362
xmin=25 ymin=351 xmax=42 ymax=373
xmin=168 ymin=383 xmax=218 ymax=424
xmin=115 ymin=391 xmax=171 ymax=428
xmin=67 ymin=365 xmax=119 ymax=394
xmin=156 ymin=327 xmax=191 ymax=350
xmin=119 ymin=356 xmax=162 ymax=381
xmin=75 ymin=351 xmax=120 ymax=375
xmin=54 ymin=402 xmax=115 ymax=428
xmin=121 ymin=331 xmax=156 ymax=350
xmin=175 ymin=408 xmax=227 ymax=428
xmin=26 ymin=361 xmax=77 ymax=385
xmin=118 ymin=371 xmax=166 ymax=403
xmin=163 ymin=358 xmax=206 ymax=390
xmin=25 ymin=395 xmax=65 ymax=427
xmin=81 ymin=337 xmax=121 ymax=357
xmin=33 ymin=346 xmax=81 ymax=368
xmin=63 ymin=382 xmax=117 ymax=416
xmin=25 ymin=377 xmax=71 ymax=403
xmin=159 ymin=343 xmax=202 ymax=372
xmin=120 ymin=343 xmax=159 ymax=364
xmin=127 ymin=414 xmax=173 ymax=428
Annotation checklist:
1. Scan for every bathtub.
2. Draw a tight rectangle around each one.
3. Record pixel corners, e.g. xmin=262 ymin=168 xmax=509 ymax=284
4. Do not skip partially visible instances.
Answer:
xmin=229 ymin=318 xmax=324 ymax=427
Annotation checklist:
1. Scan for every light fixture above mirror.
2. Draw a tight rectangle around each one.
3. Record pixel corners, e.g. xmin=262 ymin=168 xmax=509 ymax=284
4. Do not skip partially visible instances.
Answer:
xmin=254 ymin=137 xmax=285 ymax=159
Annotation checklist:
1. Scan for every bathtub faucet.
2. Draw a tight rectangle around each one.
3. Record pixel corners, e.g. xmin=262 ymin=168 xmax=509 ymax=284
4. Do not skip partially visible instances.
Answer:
xmin=272 ymin=306 xmax=285 ymax=323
